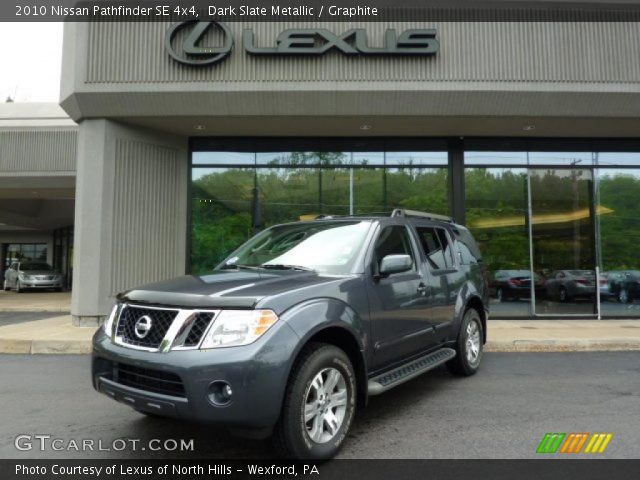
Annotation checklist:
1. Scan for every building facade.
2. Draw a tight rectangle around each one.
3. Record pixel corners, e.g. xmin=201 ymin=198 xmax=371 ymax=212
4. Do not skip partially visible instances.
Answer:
xmin=6 ymin=8 xmax=640 ymax=324
xmin=0 ymin=103 xmax=77 ymax=290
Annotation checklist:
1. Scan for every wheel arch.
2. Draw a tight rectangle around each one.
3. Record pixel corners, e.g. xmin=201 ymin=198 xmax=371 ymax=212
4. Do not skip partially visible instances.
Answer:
xmin=287 ymin=325 xmax=368 ymax=410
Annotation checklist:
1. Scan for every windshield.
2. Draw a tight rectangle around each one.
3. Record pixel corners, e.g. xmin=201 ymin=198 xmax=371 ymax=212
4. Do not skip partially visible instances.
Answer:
xmin=20 ymin=263 xmax=52 ymax=271
xmin=218 ymin=221 xmax=372 ymax=275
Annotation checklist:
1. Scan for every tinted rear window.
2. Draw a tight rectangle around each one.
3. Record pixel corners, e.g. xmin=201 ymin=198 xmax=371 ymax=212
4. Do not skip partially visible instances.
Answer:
xmin=452 ymin=227 xmax=482 ymax=265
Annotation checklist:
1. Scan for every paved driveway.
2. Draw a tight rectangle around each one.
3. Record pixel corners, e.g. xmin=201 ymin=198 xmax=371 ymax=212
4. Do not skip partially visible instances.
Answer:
xmin=0 ymin=352 xmax=638 ymax=459
xmin=0 ymin=291 xmax=70 ymax=312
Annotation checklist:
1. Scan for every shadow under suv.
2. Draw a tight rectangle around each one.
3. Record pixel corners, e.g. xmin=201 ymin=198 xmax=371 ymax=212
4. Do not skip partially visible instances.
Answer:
xmin=92 ymin=209 xmax=488 ymax=459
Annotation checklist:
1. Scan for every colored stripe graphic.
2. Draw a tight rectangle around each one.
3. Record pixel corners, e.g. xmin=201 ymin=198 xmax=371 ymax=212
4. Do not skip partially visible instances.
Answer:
xmin=585 ymin=433 xmax=613 ymax=454
xmin=536 ymin=433 xmax=566 ymax=453
xmin=560 ymin=433 xmax=589 ymax=453
xmin=538 ymin=433 xmax=613 ymax=454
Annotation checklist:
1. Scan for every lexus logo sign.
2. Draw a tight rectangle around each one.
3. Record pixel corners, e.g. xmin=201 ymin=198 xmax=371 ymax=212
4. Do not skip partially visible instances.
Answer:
xmin=166 ymin=21 xmax=439 ymax=66
xmin=165 ymin=20 xmax=234 ymax=65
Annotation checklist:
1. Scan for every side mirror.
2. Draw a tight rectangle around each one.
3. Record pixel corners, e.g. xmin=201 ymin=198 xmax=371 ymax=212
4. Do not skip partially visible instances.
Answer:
xmin=379 ymin=254 xmax=413 ymax=276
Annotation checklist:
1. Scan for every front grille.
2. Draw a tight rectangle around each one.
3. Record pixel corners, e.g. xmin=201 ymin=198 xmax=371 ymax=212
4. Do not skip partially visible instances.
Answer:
xmin=182 ymin=312 xmax=215 ymax=347
xmin=115 ymin=363 xmax=185 ymax=398
xmin=116 ymin=306 xmax=178 ymax=349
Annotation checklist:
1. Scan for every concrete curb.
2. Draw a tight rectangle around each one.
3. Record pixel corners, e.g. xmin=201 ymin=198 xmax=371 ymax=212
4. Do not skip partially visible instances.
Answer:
xmin=485 ymin=340 xmax=640 ymax=352
xmin=0 ymin=308 xmax=71 ymax=313
xmin=0 ymin=339 xmax=92 ymax=355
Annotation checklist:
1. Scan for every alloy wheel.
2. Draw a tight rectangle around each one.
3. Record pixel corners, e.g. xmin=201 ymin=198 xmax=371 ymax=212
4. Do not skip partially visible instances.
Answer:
xmin=303 ymin=367 xmax=348 ymax=444
xmin=465 ymin=320 xmax=481 ymax=366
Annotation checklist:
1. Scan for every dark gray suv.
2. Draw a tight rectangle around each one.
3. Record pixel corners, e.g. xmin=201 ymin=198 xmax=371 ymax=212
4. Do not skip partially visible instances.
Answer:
xmin=92 ymin=209 xmax=488 ymax=459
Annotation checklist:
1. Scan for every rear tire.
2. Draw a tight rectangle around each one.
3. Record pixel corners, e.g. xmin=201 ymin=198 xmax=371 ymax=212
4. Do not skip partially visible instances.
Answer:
xmin=3 ymin=280 xmax=9 ymax=291
xmin=618 ymin=289 xmax=630 ymax=304
xmin=447 ymin=308 xmax=484 ymax=377
xmin=272 ymin=343 xmax=356 ymax=460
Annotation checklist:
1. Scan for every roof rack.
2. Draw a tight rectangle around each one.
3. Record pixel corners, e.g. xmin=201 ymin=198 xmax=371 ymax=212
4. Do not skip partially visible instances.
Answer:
xmin=390 ymin=208 xmax=453 ymax=223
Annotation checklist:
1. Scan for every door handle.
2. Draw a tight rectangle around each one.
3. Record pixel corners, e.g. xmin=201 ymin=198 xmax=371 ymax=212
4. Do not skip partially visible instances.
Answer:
xmin=417 ymin=282 xmax=428 ymax=296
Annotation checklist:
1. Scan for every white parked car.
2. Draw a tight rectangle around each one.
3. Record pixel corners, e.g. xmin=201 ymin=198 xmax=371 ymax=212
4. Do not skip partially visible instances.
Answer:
xmin=3 ymin=262 xmax=64 ymax=292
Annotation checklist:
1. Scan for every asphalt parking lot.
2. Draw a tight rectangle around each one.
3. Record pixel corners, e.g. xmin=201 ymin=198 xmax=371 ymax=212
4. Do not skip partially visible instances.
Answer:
xmin=0 ymin=352 xmax=638 ymax=459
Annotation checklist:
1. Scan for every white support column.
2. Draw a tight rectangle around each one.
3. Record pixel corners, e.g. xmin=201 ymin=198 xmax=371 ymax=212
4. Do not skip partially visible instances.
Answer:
xmin=71 ymin=120 xmax=188 ymax=326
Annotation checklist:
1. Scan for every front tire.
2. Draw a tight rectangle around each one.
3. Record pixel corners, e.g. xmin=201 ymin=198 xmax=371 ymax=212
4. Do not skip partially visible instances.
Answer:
xmin=447 ymin=308 xmax=484 ymax=377
xmin=272 ymin=343 xmax=356 ymax=460
xmin=3 ymin=280 xmax=10 ymax=291
xmin=16 ymin=280 xmax=22 ymax=293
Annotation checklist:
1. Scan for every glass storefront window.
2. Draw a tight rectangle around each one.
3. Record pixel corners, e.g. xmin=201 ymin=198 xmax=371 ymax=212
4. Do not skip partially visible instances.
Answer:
xmin=190 ymin=145 xmax=640 ymax=318
xmin=385 ymin=151 xmax=447 ymax=166
xmin=191 ymin=150 xmax=448 ymax=275
xmin=193 ymin=152 xmax=255 ymax=165
xmin=387 ymin=167 xmax=449 ymax=216
xmin=464 ymin=151 xmax=528 ymax=166
xmin=464 ymin=168 xmax=530 ymax=317
xmin=191 ymin=167 xmax=255 ymax=274
xmin=597 ymin=168 xmax=640 ymax=317
xmin=259 ymin=167 xmax=321 ymax=224
xmin=528 ymin=152 xmax=593 ymax=166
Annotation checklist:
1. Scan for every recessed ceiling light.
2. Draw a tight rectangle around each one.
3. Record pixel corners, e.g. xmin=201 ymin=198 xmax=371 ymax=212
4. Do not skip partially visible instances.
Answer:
xmin=194 ymin=125 xmax=206 ymax=131
xmin=523 ymin=125 xmax=536 ymax=131
xmin=360 ymin=124 xmax=372 ymax=131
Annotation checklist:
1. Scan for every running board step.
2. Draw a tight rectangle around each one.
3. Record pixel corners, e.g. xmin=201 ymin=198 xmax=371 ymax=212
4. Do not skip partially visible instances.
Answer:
xmin=367 ymin=348 xmax=456 ymax=396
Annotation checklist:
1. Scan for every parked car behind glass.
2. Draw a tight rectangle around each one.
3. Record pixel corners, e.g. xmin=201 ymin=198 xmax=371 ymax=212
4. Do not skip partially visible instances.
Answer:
xmin=3 ymin=262 xmax=64 ymax=292
xmin=606 ymin=270 xmax=640 ymax=303
xmin=491 ymin=269 xmax=545 ymax=302
xmin=545 ymin=269 xmax=595 ymax=302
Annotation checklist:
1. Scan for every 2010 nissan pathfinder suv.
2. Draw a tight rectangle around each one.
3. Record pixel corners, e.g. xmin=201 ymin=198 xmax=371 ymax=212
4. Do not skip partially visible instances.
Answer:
xmin=92 ymin=209 xmax=488 ymax=459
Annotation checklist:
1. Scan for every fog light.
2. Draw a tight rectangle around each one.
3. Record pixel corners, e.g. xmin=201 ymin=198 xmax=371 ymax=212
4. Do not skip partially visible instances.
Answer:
xmin=208 ymin=381 xmax=233 ymax=406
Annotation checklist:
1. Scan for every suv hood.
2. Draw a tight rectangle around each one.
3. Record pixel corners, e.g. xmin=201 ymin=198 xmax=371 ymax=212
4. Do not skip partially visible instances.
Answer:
xmin=119 ymin=270 xmax=345 ymax=309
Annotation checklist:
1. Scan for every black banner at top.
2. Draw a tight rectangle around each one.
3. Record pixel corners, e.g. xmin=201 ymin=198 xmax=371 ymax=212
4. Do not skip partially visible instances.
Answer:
xmin=5 ymin=0 xmax=640 ymax=22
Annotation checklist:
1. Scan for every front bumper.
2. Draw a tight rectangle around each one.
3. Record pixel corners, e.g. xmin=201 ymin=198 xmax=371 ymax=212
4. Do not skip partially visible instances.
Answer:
xmin=19 ymin=278 xmax=63 ymax=289
xmin=92 ymin=320 xmax=301 ymax=431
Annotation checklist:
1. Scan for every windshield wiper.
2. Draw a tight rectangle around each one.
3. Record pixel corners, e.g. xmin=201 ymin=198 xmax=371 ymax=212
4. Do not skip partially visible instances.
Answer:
xmin=261 ymin=264 xmax=316 ymax=272
xmin=221 ymin=264 xmax=263 ymax=271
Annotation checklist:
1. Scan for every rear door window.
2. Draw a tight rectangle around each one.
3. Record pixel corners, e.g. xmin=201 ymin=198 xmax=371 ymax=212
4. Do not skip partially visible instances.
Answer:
xmin=416 ymin=227 xmax=454 ymax=270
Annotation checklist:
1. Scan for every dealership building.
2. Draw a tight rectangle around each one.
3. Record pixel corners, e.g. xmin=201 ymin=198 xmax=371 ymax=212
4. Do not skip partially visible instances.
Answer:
xmin=2 ymin=6 xmax=640 ymax=324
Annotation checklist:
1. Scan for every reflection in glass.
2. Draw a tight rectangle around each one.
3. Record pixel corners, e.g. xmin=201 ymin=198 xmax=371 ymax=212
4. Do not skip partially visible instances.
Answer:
xmin=386 ymin=168 xmax=449 ymax=216
xmin=321 ymin=168 xmax=385 ymax=216
xmin=385 ymin=151 xmax=447 ymax=166
xmin=597 ymin=168 xmax=640 ymax=316
xmin=530 ymin=168 xmax=596 ymax=315
xmin=191 ymin=151 xmax=448 ymax=274
xmin=259 ymin=168 xmax=320 ymax=225
xmin=192 ymin=152 xmax=255 ymax=165
xmin=528 ymin=152 xmax=593 ymax=166
xmin=191 ymin=167 xmax=255 ymax=274
xmin=464 ymin=151 xmax=528 ymax=166
xmin=464 ymin=168 xmax=530 ymax=317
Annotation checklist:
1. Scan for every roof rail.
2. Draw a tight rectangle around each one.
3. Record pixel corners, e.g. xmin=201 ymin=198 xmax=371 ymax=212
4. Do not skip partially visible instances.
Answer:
xmin=390 ymin=208 xmax=453 ymax=223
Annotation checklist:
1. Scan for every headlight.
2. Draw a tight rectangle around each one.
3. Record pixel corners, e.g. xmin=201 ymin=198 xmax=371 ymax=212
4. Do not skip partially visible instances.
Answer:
xmin=20 ymin=274 xmax=33 ymax=281
xmin=200 ymin=309 xmax=279 ymax=349
xmin=102 ymin=304 xmax=119 ymax=337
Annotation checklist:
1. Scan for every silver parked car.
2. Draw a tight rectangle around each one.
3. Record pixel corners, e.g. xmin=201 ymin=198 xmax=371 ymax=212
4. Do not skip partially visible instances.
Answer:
xmin=545 ymin=269 xmax=595 ymax=302
xmin=3 ymin=262 xmax=64 ymax=292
